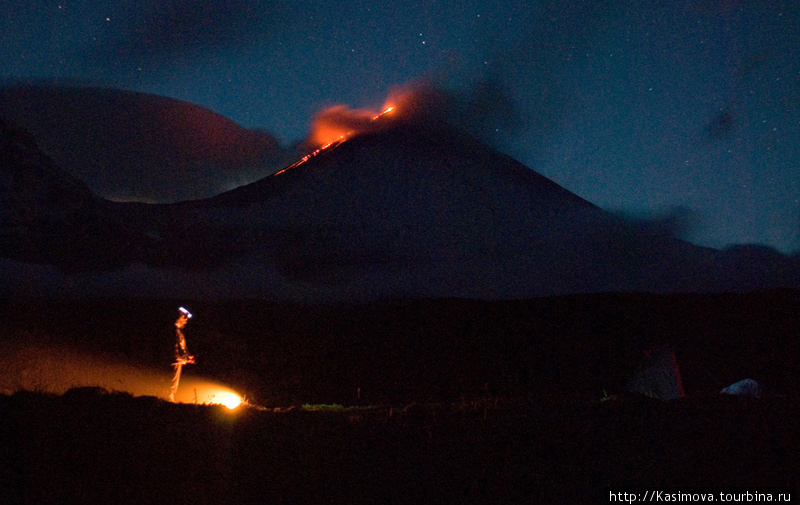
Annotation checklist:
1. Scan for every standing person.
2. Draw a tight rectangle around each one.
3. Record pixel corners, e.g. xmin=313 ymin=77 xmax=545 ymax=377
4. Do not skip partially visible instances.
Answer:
xmin=169 ymin=307 xmax=195 ymax=402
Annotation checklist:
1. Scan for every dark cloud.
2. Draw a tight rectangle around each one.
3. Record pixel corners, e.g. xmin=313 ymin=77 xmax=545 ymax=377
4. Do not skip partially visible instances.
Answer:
xmin=304 ymin=79 xmax=523 ymax=151
xmin=0 ymin=84 xmax=295 ymax=202
xmin=704 ymin=108 xmax=736 ymax=140
xmin=611 ymin=206 xmax=697 ymax=242
xmin=388 ymin=79 xmax=523 ymax=140
xmin=97 ymin=0 xmax=288 ymax=60
xmin=482 ymin=1 xmax=618 ymax=168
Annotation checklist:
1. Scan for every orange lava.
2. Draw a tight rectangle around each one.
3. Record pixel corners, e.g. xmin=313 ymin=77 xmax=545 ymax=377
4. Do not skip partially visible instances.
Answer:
xmin=276 ymin=104 xmax=397 ymax=175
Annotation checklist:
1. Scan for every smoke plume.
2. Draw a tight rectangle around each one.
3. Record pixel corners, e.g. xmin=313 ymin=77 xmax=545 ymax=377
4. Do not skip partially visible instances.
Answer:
xmin=306 ymin=79 xmax=522 ymax=149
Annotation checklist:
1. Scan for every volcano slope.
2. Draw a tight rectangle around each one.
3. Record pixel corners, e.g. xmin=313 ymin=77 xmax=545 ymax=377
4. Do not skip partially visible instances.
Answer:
xmin=103 ymin=119 xmax=800 ymax=301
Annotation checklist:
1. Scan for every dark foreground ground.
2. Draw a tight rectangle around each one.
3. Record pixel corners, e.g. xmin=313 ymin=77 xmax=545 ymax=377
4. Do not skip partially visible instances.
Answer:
xmin=1 ymin=291 xmax=799 ymax=503
xmin=0 ymin=388 xmax=797 ymax=505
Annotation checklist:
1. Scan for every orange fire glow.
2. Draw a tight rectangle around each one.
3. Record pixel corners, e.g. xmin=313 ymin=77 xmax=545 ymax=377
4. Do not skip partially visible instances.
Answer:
xmin=373 ymin=105 xmax=395 ymax=119
xmin=275 ymin=103 xmax=397 ymax=175
xmin=308 ymin=104 xmax=397 ymax=147
xmin=212 ymin=390 xmax=243 ymax=409
xmin=167 ymin=378 xmax=244 ymax=409
xmin=0 ymin=341 xmax=246 ymax=409
xmin=281 ymin=80 xmax=444 ymax=177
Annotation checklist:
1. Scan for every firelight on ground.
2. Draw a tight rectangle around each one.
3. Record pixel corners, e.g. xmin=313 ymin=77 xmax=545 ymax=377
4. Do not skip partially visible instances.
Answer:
xmin=213 ymin=390 xmax=243 ymax=410
xmin=171 ymin=380 xmax=244 ymax=409
xmin=0 ymin=339 xmax=246 ymax=409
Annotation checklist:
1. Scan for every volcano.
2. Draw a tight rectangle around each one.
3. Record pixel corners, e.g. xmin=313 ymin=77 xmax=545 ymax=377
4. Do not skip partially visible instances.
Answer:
xmin=2 ymin=109 xmax=799 ymax=301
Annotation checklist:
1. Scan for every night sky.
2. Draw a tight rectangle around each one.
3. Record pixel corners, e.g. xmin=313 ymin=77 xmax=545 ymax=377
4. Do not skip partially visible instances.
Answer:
xmin=1 ymin=0 xmax=798 ymax=253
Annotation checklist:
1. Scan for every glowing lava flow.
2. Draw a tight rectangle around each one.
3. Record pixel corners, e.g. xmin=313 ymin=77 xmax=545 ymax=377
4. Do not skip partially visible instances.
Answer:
xmin=274 ymin=105 xmax=396 ymax=176
xmin=373 ymin=105 xmax=394 ymax=119
xmin=275 ymin=137 xmax=347 ymax=175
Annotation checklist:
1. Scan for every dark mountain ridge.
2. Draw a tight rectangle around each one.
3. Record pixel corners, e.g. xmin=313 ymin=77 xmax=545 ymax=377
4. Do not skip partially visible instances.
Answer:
xmin=0 ymin=116 xmax=145 ymax=271
xmin=0 ymin=84 xmax=292 ymax=202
